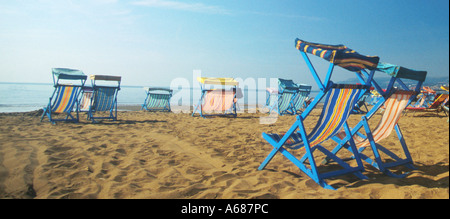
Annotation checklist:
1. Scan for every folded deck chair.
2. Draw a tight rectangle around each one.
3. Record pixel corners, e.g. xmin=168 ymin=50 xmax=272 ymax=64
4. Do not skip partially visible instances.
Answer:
xmin=141 ymin=87 xmax=173 ymax=112
xmin=192 ymin=77 xmax=238 ymax=118
xmin=41 ymin=68 xmax=87 ymax=124
xmin=259 ymin=38 xmax=380 ymax=190
xmin=87 ymin=75 xmax=121 ymax=123
xmin=325 ymin=63 xmax=427 ymax=178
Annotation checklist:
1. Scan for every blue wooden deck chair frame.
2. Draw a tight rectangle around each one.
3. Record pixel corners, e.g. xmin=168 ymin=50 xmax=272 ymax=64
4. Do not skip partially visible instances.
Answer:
xmin=141 ymin=87 xmax=173 ymax=112
xmin=258 ymin=38 xmax=380 ymax=190
xmin=41 ymin=68 xmax=87 ymax=124
xmin=87 ymin=75 xmax=122 ymax=123
xmin=325 ymin=63 xmax=427 ymax=178
xmin=192 ymin=77 xmax=239 ymax=118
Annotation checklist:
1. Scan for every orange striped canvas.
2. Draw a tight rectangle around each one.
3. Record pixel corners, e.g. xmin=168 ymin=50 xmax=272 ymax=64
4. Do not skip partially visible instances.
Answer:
xmin=338 ymin=90 xmax=414 ymax=148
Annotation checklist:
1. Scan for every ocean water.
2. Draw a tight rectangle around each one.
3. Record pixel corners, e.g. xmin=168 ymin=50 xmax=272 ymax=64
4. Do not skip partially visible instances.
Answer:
xmin=1 ymin=82 xmax=319 ymax=113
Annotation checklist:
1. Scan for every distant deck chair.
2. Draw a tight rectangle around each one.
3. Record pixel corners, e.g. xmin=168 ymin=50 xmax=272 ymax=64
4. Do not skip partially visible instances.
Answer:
xmin=407 ymin=86 xmax=436 ymax=109
xmin=141 ymin=87 xmax=173 ymax=112
xmin=79 ymin=86 xmax=93 ymax=112
xmin=406 ymin=93 xmax=449 ymax=115
xmin=88 ymin=75 xmax=121 ymax=123
xmin=192 ymin=77 xmax=238 ymax=118
xmin=351 ymin=91 xmax=371 ymax=114
xmin=265 ymin=79 xmax=299 ymax=115
xmin=259 ymin=38 xmax=380 ymax=190
xmin=291 ymin=84 xmax=312 ymax=114
xmin=325 ymin=62 xmax=427 ymax=178
xmin=41 ymin=68 xmax=87 ymax=124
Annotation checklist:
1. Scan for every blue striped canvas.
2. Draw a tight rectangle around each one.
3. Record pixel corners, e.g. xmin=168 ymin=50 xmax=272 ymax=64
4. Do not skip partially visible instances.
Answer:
xmin=93 ymin=87 xmax=117 ymax=111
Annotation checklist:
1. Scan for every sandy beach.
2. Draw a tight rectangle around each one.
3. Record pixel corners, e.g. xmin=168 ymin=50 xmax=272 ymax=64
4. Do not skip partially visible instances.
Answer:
xmin=0 ymin=108 xmax=448 ymax=199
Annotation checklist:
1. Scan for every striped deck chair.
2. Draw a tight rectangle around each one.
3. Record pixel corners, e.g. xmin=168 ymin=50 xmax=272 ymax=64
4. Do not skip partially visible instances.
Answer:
xmin=406 ymin=86 xmax=436 ymax=110
xmin=41 ymin=68 xmax=87 ymax=124
xmin=406 ymin=93 xmax=449 ymax=115
xmin=291 ymin=84 xmax=312 ymax=114
xmin=264 ymin=87 xmax=278 ymax=112
xmin=324 ymin=61 xmax=427 ymax=178
xmin=202 ymin=89 xmax=236 ymax=112
xmin=259 ymin=84 xmax=369 ymax=190
xmin=192 ymin=77 xmax=239 ymax=118
xmin=88 ymin=75 xmax=121 ymax=123
xmin=265 ymin=87 xmax=297 ymax=115
xmin=330 ymin=90 xmax=417 ymax=178
xmin=79 ymin=87 xmax=93 ymax=112
xmin=141 ymin=87 xmax=173 ymax=112
xmin=257 ymin=38 xmax=381 ymax=189
xmin=351 ymin=91 xmax=371 ymax=114
xmin=265 ymin=79 xmax=306 ymax=115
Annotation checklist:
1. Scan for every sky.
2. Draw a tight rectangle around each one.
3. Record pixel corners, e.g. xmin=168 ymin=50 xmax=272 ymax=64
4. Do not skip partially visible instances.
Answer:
xmin=0 ymin=0 xmax=448 ymax=89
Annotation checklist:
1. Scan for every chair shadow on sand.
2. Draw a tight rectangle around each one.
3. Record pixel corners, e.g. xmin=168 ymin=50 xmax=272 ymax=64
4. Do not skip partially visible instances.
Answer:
xmin=271 ymin=161 xmax=448 ymax=190
xmin=350 ymin=161 xmax=449 ymax=189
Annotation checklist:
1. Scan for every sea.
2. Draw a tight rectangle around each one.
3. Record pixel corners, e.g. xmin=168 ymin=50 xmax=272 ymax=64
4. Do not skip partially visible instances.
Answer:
xmin=0 ymin=82 xmax=320 ymax=113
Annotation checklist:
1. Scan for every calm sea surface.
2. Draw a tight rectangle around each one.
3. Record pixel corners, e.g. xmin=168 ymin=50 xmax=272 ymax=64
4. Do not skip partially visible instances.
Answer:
xmin=1 ymin=82 xmax=320 ymax=113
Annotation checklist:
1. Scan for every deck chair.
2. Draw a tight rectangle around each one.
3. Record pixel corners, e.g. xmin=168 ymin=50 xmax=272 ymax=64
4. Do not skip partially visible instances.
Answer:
xmin=87 ymin=75 xmax=121 ymax=123
xmin=406 ymin=93 xmax=449 ymax=113
xmin=192 ymin=77 xmax=238 ymax=118
xmin=259 ymin=38 xmax=380 ymax=190
xmin=325 ymin=62 xmax=427 ymax=178
xmin=79 ymin=87 xmax=93 ymax=112
xmin=265 ymin=79 xmax=300 ymax=115
xmin=291 ymin=84 xmax=312 ymax=114
xmin=407 ymin=86 xmax=436 ymax=109
xmin=41 ymin=68 xmax=87 ymax=124
xmin=141 ymin=87 xmax=173 ymax=112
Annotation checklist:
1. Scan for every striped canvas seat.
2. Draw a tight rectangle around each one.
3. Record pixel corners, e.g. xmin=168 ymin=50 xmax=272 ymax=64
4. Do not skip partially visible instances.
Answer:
xmin=265 ymin=85 xmax=365 ymax=150
xmin=79 ymin=88 xmax=93 ymax=111
xmin=265 ymin=79 xmax=311 ymax=115
xmin=292 ymin=85 xmax=312 ymax=114
xmin=330 ymin=90 xmax=419 ymax=178
xmin=142 ymin=88 xmax=173 ymax=112
xmin=145 ymin=93 xmax=171 ymax=109
xmin=192 ymin=77 xmax=238 ymax=118
xmin=93 ymin=87 xmax=117 ymax=111
xmin=265 ymin=88 xmax=295 ymax=115
xmin=50 ymin=85 xmax=81 ymax=113
xmin=338 ymin=90 xmax=414 ymax=148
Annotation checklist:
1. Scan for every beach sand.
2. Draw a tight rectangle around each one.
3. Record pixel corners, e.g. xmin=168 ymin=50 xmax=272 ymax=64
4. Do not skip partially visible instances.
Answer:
xmin=0 ymin=108 xmax=448 ymax=199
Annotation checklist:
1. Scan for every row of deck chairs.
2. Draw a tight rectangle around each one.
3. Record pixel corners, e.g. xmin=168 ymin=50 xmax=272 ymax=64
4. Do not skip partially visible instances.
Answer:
xmin=40 ymin=68 xmax=121 ymax=124
xmin=405 ymin=86 xmax=449 ymax=115
xmin=265 ymin=79 xmax=312 ymax=115
xmin=190 ymin=77 xmax=314 ymax=118
xmin=258 ymin=38 xmax=428 ymax=190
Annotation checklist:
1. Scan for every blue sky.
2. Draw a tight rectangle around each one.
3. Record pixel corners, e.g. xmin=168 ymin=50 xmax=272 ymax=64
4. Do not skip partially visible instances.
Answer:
xmin=0 ymin=0 xmax=448 ymax=88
